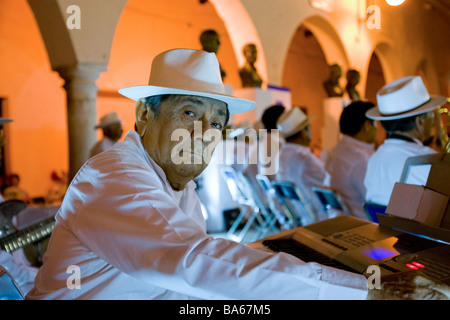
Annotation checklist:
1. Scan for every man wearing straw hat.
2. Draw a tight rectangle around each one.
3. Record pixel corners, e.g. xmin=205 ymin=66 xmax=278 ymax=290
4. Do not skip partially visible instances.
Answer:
xmin=275 ymin=106 xmax=328 ymax=221
xmin=27 ymin=50 xmax=449 ymax=300
xmin=364 ymin=76 xmax=447 ymax=207
xmin=89 ymin=112 xmax=123 ymax=158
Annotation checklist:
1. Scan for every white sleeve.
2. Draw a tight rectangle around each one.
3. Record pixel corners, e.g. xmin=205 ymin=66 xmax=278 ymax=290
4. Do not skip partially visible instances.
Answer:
xmin=0 ymin=250 xmax=38 ymax=295
xmin=61 ymin=155 xmax=368 ymax=300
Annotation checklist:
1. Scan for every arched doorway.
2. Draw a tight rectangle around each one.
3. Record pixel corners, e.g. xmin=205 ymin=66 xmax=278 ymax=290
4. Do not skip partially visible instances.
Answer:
xmin=365 ymin=51 xmax=387 ymax=148
xmin=370 ymin=42 xmax=401 ymax=84
xmin=282 ymin=16 xmax=350 ymax=154
xmin=97 ymin=0 xmax=242 ymax=133
xmin=282 ymin=25 xmax=330 ymax=153
xmin=365 ymin=52 xmax=385 ymax=104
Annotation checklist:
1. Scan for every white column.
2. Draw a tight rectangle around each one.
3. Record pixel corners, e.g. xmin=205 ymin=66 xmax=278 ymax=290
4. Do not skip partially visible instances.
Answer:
xmin=57 ymin=63 xmax=106 ymax=180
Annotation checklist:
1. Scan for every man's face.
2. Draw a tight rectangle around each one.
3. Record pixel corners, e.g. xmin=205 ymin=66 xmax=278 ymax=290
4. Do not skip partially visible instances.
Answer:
xmin=244 ymin=45 xmax=257 ymax=64
xmin=141 ymin=95 xmax=228 ymax=190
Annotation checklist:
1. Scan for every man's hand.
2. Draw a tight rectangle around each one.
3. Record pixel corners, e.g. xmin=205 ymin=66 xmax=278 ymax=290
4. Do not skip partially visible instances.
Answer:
xmin=367 ymin=271 xmax=450 ymax=300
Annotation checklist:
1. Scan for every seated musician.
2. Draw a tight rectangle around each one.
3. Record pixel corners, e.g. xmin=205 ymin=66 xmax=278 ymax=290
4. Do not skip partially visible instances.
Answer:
xmin=26 ymin=49 xmax=449 ymax=300
xmin=275 ymin=107 xmax=328 ymax=217
xmin=364 ymin=76 xmax=446 ymax=206
xmin=0 ymin=117 xmax=38 ymax=296
xmin=325 ymin=101 xmax=378 ymax=220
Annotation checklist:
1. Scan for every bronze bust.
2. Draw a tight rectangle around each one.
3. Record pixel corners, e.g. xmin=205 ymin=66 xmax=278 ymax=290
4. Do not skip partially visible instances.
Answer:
xmin=200 ymin=29 xmax=226 ymax=81
xmin=323 ymin=63 xmax=344 ymax=98
xmin=239 ymin=43 xmax=263 ymax=88
xmin=345 ymin=69 xmax=361 ymax=101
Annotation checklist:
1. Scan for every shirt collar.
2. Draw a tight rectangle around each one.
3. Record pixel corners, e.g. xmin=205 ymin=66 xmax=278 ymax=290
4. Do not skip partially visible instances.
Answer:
xmin=386 ymin=135 xmax=423 ymax=146
xmin=341 ymin=134 xmax=375 ymax=151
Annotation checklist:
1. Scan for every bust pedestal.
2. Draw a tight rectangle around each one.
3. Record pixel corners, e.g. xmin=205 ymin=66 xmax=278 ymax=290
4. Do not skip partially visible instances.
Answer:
xmin=232 ymin=86 xmax=292 ymax=125
xmin=320 ymin=97 xmax=351 ymax=151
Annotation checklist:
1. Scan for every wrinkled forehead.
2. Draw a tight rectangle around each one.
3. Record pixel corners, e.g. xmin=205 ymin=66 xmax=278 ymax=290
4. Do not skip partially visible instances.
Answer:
xmin=166 ymin=94 xmax=228 ymax=116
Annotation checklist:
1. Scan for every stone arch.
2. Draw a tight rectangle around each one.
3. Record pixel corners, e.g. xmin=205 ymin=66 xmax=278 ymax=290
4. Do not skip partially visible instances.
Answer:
xmin=370 ymin=42 xmax=402 ymax=84
xmin=301 ymin=15 xmax=350 ymax=70
xmin=28 ymin=0 xmax=127 ymax=180
xmin=281 ymin=15 xmax=350 ymax=151
xmin=365 ymin=51 xmax=386 ymax=103
xmin=210 ymin=0 xmax=267 ymax=83
xmin=416 ymin=59 xmax=440 ymax=94
xmin=282 ymin=24 xmax=330 ymax=150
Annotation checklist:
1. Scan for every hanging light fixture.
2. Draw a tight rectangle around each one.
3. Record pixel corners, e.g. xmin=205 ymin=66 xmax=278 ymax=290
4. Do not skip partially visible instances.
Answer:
xmin=309 ymin=0 xmax=335 ymax=13
xmin=386 ymin=0 xmax=406 ymax=6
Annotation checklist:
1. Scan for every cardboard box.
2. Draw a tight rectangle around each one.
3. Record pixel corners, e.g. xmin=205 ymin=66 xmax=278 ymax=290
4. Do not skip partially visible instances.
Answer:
xmin=386 ymin=183 xmax=450 ymax=227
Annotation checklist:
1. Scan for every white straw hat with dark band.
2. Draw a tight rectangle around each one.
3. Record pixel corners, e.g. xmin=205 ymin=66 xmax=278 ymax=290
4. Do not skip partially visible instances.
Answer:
xmin=366 ymin=76 xmax=446 ymax=121
xmin=119 ymin=49 xmax=255 ymax=115
xmin=277 ymin=107 xmax=312 ymax=138
xmin=94 ymin=112 xmax=122 ymax=129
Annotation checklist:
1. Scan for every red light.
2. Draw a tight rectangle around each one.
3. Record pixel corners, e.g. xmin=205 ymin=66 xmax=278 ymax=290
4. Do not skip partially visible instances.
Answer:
xmin=406 ymin=264 xmax=418 ymax=270
xmin=412 ymin=262 xmax=425 ymax=268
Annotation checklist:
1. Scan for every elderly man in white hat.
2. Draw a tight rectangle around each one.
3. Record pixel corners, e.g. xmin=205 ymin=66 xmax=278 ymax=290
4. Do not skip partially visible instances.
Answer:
xmin=26 ymin=50 xmax=448 ymax=301
xmin=364 ymin=76 xmax=447 ymax=207
xmin=275 ymin=107 xmax=328 ymax=221
xmin=89 ymin=112 xmax=124 ymax=158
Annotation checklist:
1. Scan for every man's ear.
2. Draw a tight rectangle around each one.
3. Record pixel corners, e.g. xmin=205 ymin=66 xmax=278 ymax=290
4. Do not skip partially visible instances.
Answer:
xmin=415 ymin=113 xmax=427 ymax=128
xmin=363 ymin=119 xmax=373 ymax=132
xmin=135 ymin=100 xmax=154 ymax=137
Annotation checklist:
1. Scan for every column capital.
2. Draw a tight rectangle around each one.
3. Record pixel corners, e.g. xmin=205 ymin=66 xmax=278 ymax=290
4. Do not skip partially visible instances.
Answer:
xmin=56 ymin=62 xmax=107 ymax=180
xmin=56 ymin=63 xmax=107 ymax=100
xmin=56 ymin=62 xmax=107 ymax=83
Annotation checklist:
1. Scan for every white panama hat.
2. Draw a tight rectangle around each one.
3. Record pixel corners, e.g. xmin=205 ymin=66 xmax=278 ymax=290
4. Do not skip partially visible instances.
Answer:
xmin=94 ymin=112 xmax=122 ymax=129
xmin=118 ymin=48 xmax=255 ymax=114
xmin=276 ymin=107 xmax=312 ymax=138
xmin=366 ymin=76 xmax=446 ymax=121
